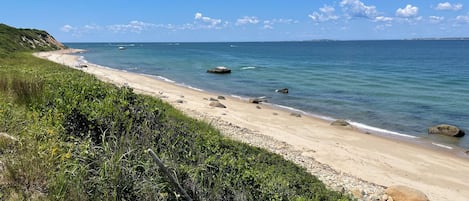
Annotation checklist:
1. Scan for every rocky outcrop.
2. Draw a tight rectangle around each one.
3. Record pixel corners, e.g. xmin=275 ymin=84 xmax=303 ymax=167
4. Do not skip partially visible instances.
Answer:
xmin=428 ymin=124 xmax=465 ymax=137
xmin=207 ymin=66 xmax=231 ymax=74
xmin=385 ymin=185 xmax=429 ymax=201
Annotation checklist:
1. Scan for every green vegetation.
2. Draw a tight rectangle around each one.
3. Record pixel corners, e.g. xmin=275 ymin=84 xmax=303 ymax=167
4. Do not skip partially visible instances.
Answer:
xmin=0 ymin=24 xmax=65 ymax=56
xmin=0 ymin=24 xmax=352 ymax=200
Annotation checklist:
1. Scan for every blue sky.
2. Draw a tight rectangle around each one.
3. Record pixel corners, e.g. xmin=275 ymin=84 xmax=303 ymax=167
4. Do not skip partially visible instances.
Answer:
xmin=2 ymin=0 xmax=469 ymax=42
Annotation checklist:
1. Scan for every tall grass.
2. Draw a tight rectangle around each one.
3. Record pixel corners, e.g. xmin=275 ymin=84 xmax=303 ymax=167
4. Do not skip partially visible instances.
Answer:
xmin=0 ymin=74 xmax=44 ymax=105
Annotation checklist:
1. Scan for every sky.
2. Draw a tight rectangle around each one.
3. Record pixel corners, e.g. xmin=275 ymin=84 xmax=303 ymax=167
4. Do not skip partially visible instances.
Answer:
xmin=1 ymin=0 xmax=469 ymax=42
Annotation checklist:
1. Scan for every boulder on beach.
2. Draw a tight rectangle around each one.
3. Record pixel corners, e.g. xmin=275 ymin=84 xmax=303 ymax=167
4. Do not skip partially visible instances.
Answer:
xmin=209 ymin=101 xmax=226 ymax=108
xmin=275 ymin=88 xmax=289 ymax=94
xmin=249 ymin=96 xmax=268 ymax=104
xmin=290 ymin=113 xmax=302 ymax=118
xmin=249 ymin=98 xmax=263 ymax=104
xmin=428 ymin=124 xmax=465 ymax=137
xmin=385 ymin=185 xmax=429 ymax=201
xmin=331 ymin=119 xmax=352 ymax=127
xmin=207 ymin=66 xmax=231 ymax=74
xmin=217 ymin=96 xmax=226 ymax=100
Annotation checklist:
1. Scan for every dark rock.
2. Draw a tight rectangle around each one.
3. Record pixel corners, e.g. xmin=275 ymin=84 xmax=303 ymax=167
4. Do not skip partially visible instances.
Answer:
xmin=209 ymin=101 xmax=226 ymax=108
xmin=207 ymin=66 xmax=231 ymax=74
xmin=209 ymin=97 xmax=218 ymax=101
xmin=428 ymin=124 xmax=465 ymax=137
xmin=217 ymin=96 xmax=225 ymax=100
xmin=275 ymin=88 xmax=289 ymax=94
xmin=249 ymin=98 xmax=263 ymax=104
xmin=290 ymin=113 xmax=302 ymax=117
xmin=331 ymin=119 xmax=352 ymax=127
xmin=176 ymin=100 xmax=184 ymax=103
xmin=385 ymin=185 xmax=429 ymax=201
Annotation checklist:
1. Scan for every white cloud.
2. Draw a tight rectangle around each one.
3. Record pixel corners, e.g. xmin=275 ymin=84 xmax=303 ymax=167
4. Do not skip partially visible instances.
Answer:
xmin=107 ymin=20 xmax=156 ymax=33
xmin=195 ymin=12 xmax=203 ymax=20
xmin=263 ymin=24 xmax=273 ymax=30
xmin=194 ymin=12 xmax=222 ymax=28
xmin=375 ymin=23 xmax=392 ymax=31
xmin=309 ymin=5 xmax=339 ymax=22
xmin=456 ymin=13 xmax=469 ymax=23
xmin=435 ymin=2 xmax=463 ymax=11
xmin=374 ymin=16 xmax=393 ymax=22
xmin=236 ymin=16 xmax=259 ymax=26
xmin=263 ymin=19 xmax=298 ymax=29
xmin=60 ymin=24 xmax=75 ymax=32
xmin=429 ymin=16 xmax=445 ymax=23
xmin=396 ymin=5 xmax=419 ymax=18
xmin=272 ymin=18 xmax=299 ymax=24
xmin=340 ymin=0 xmax=378 ymax=19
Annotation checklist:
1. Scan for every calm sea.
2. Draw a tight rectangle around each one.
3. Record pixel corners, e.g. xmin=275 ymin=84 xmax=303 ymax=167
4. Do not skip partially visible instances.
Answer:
xmin=66 ymin=41 xmax=469 ymax=149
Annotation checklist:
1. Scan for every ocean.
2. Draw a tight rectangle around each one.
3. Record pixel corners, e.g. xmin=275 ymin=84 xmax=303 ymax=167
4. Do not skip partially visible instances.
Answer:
xmin=66 ymin=41 xmax=469 ymax=149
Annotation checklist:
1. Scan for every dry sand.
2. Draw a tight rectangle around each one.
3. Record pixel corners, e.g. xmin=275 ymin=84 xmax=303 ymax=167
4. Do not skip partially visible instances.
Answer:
xmin=35 ymin=49 xmax=469 ymax=201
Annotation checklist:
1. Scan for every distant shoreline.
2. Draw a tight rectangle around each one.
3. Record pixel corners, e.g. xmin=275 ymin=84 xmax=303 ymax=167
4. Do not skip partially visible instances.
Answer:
xmin=34 ymin=49 xmax=469 ymax=201
xmin=62 ymin=38 xmax=469 ymax=44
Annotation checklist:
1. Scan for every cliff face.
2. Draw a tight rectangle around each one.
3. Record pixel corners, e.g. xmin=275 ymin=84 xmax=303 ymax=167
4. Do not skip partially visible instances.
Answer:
xmin=0 ymin=23 xmax=65 ymax=54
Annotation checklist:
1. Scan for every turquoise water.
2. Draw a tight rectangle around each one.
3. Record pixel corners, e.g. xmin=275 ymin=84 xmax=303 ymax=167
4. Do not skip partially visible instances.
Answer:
xmin=67 ymin=41 xmax=469 ymax=149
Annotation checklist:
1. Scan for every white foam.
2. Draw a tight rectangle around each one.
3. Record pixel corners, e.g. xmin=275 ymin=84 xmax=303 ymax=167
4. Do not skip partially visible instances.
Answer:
xmin=179 ymin=84 xmax=204 ymax=92
xmin=155 ymin=76 xmax=176 ymax=83
xmin=241 ymin=66 xmax=256 ymax=70
xmin=349 ymin=121 xmax=418 ymax=139
xmin=431 ymin=142 xmax=453 ymax=150
xmin=272 ymin=104 xmax=305 ymax=114
xmin=230 ymin=95 xmax=243 ymax=99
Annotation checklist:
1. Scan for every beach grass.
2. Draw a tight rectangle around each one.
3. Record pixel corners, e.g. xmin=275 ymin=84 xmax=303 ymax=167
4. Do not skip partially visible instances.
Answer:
xmin=0 ymin=52 xmax=352 ymax=200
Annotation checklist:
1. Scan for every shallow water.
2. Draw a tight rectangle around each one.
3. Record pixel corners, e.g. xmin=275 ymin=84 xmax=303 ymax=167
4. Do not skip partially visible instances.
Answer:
xmin=67 ymin=41 xmax=469 ymax=149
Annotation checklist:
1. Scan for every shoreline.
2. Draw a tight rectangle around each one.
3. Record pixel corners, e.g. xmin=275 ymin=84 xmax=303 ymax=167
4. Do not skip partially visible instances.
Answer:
xmin=35 ymin=49 xmax=469 ymax=201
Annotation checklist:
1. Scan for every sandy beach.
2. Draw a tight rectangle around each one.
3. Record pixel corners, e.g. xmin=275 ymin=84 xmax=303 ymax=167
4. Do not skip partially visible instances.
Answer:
xmin=35 ymin=49 xmax=469 ymax=201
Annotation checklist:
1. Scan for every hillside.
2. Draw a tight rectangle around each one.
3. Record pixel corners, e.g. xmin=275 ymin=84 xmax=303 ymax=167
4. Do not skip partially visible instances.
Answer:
xmin=0 ymin=23 xmax=65 ymax=55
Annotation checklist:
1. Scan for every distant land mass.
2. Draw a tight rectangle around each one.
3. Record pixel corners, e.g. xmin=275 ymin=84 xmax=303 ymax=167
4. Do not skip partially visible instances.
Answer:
xmin=409 ymin=37 xmax=469 ymax=40
xmin=304 ymin=37 xmax=469 ymax=42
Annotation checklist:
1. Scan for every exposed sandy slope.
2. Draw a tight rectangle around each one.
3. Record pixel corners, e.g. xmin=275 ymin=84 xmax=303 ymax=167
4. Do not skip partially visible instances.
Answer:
xmin=35 ymin=50 xmax=469 ymax=201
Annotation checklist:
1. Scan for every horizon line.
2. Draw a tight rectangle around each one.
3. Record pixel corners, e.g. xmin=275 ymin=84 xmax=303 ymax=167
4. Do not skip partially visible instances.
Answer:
xmin=62 ymin=37 xmax=469 ymax=44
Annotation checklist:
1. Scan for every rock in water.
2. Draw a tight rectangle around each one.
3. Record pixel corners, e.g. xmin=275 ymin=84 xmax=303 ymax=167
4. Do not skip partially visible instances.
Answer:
xmin=428 ymin=124 xmax=465 ymax=137
xmin=207 ymin=66 xmax=231 ymax=74
xmin=275 ymin=88 xmax=289 ymax=94
xmin=385 ymin=185 xmax=429 ymax=201
xmin=209 ymin=101 xmax=226 ymax=108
